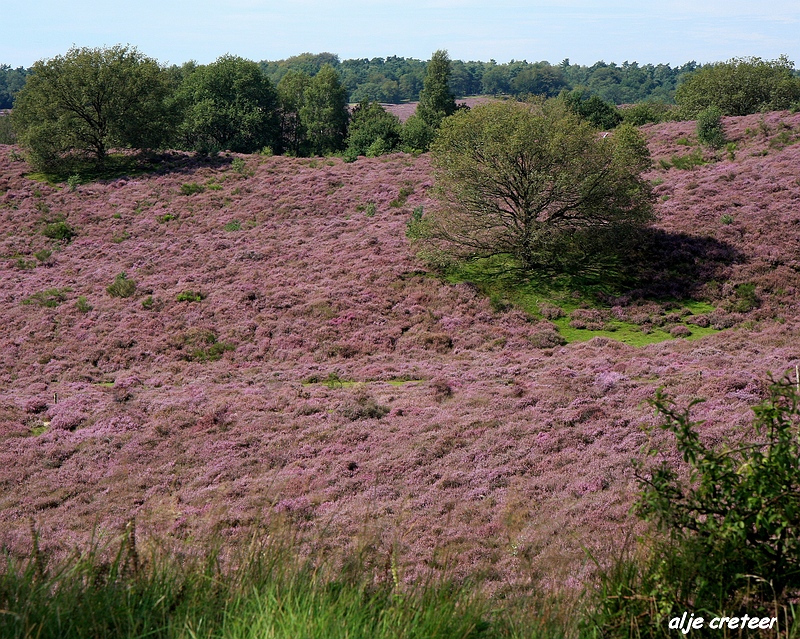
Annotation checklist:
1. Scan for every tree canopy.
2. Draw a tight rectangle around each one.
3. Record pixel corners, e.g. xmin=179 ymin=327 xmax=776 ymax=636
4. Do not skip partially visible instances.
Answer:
xmin=417 ymin=50 xmax=457 ymax=128
xmin=299 ymin=64 xmax=349 ymax=156
xmin=423 ymin=100 xmax=654 ymax=278
xmin=676 ymin=56 xmax=800 ymax=117
xmin=11 ymin=45 xmax=173 ymax=169
xmin=177 ymin=55 xmax=279 ymax=154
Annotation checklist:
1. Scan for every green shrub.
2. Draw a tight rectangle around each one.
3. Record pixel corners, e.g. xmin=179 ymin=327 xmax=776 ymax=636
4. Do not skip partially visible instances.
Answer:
xmin=676 ymin=55 xmax=800 ymax=117
xmin=390 ymin=186 xmax=414 ymax=208
xmin=720 ymin=214 xmax=734 ymax=225
xmin=406 ymin=206 xmax=426 ymax=239
xmin=696 ymin=106 xmax=726 ymax=149
xmin=223 ymin=220 xmax=241 ymax=232
xmin=42 ymin=220 xmax=75 ymax=242
xmin=669 ymin=149 xmax=706 ymax=170
xmin=179 ymin=182 xmax=204 ymax=195
xmin=365 ymin=201 xmax=377 ymax=217
xmin=621 ymin=102 xmax=674 ymax=126
xmin=66 ymin=174 xmax=80 ymax=191
xmin=22 ymin=288 xmax=71 ymax=308
xmin=76 ymin=296 xmax=92 ymax=313
xmin=0 ymin=114 xmax=16 ymax=144
xmin=592 ymin=377 xmax=800 ymax=636
xmin=181 ymin=329 xmax=234 ymax=362
xmin=107 ymin=272 xmax=137 ymax=298
xmin=176 ymin=290 xmax=204 ymax=302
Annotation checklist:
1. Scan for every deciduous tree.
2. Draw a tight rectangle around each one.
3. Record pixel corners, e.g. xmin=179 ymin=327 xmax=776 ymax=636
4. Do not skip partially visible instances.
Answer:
xmin=12 ymin=45 xmax=173 ymax=170
xmin=676 ymin=55 xmax=800 ymax=117
xmin=422 ymin=100 xmax=654 ymax=278
xmin=300 ymin=64 xmax=349 ymax=156
xmin=177 ymin=55 xmax=279 ymax=154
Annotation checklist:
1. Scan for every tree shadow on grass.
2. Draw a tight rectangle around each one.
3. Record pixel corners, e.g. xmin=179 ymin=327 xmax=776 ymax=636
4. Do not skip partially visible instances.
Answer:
xmin=443 ymin=227 xmax=743 ymax=306
xmin=25 ymin=149 xmax=239 ymax=186
xmin=618 ymin=228 xmax=744 ymax=301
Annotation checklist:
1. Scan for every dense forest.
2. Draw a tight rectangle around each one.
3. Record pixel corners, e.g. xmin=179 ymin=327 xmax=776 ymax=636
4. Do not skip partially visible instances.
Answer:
xmin=1 ymin=53 xmax=702 ymax=110
xmin=261 ymin=53 xmax=703 ymax=104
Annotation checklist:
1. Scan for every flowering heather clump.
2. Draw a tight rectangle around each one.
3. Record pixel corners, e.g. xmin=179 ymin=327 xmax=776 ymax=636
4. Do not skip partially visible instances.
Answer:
xmin=1 ymin=114 xmax=800 ymax=591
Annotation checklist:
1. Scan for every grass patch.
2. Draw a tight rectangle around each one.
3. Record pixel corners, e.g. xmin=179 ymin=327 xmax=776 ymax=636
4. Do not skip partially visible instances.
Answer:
xmin=443 ymin=259 xmax=721 ymax=346
xmin=25 ymin=153 xmax=151 ymax=185
xmin=22 ymin=288 xmax=72 ymax=308
xmin=0 ymin=525 xmax=570 ymax=639
xmin=42 ymin=220 xmax=76 ymax=243
xmin=179 ymin=182 xmax=205 ymax=196
xmin=175 ymin=290 xmax=205 ymax=303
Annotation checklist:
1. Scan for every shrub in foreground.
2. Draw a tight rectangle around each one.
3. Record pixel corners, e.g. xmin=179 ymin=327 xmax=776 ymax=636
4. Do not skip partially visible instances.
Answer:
xmin=589 ymin=375 xmax=800 ymax=637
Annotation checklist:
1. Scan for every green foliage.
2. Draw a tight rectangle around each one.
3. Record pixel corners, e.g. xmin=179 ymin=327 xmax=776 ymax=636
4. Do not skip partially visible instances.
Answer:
xmin=66 ymin=174 xmax=80 ymax=191
xmin=0 ymin=64 xmax=30 ymax=109
xmin=276 ymin=69 xmax=312 ymax=156
xmin=666 ymin=149 xmax=707 ymax=170
xmin=633 ymin=378 xmax=800 ymax=619
xmin=345 ymin=101 xmax=402 ymax=157
xmin=720 ymin=214 xmax=734 ymax=225
xmin=389 ymin=186 xmax=414 ymax=208
xmin=34 ymin=248 xmax=52 ymax=263
xmin=75 ymin=296 xmax=92 ymax=313
xmin=401 ymin=113 xmax=436 ymax=152
xmin=406 ymin=206 xmax=425 ymax=239
xmin=106 ymin=272 xmax=137 ymax=298
xmin=11 ymin=45 xmax=174 ymax=171
xmin=731 ymin=282 xmax=759 ymax=312
xmin=300 ymin=64 xmax=349 ymax=156
xmin=560 ymin=88 xmax=623 ymax=129
xmin=182 ymin=330 xmax=234 ymax=362
xmin=224 ymin=220 xmax=241 ymax=231
xmin=177 ymin=55 xmax=279 ymax=154
xmin=42 ymin=220 xmax=75 ymax=242
xmin=424 ymin=100 xmax=654 ymax=279
xmin=621 ymin=102 xmax=675 ymax=126
xmin=176 ymin=290 xmax=204 ymax=302
xmin=676 ymin=55 xmax=800 ymax=117
xmin=179 ymin=182 xmax=204 ymax=195
xmin=416 ymin=50 xmax=458 ymax=136
xmin=22 ymin=288 xmax=71 ymax=308
xmin=696 ymin=105 xmax=727 ymax=149
xmin=510 ymin=62 xmax=568 ymax=97
xmin=0 ymin=113 xmax=16 ymax=144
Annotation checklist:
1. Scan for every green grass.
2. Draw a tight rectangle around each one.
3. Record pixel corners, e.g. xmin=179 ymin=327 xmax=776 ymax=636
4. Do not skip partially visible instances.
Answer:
xmin=27 ymin=153 xmax=160 ymax=186
xmin=442 ymin=259 xmax=721 ymax=347
xmin=0 ymin=527 xmax=568 ymax=639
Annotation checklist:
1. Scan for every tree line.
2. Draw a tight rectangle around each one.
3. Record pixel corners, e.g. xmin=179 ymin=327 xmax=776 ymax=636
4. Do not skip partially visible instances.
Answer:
xmin=5 ymin=46 xmax=800 ymax=174
xmin=8 ymin=51 xmax=794 ymax=111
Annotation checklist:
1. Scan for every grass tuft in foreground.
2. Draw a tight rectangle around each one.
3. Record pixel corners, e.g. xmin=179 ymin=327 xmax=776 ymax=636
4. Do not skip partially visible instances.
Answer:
xmin=0 ymin=523 xmax=567 ymax=639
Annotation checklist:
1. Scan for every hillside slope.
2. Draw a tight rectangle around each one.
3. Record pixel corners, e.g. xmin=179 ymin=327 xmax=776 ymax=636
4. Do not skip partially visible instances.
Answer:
xmin=1 ymin=111 xmax=800 ymax=588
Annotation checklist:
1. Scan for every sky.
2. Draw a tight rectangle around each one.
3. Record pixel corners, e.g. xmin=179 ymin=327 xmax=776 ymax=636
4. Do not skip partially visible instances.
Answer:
xmin=4 ymin=1 xmax=800 ymax=68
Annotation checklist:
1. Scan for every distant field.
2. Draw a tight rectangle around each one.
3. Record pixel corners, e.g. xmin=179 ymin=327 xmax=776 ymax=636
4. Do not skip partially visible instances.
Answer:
xmin=1 ymin=110 xmax=800 ymax=592
xmin=382 ymin=96 xmax=495 ymax=121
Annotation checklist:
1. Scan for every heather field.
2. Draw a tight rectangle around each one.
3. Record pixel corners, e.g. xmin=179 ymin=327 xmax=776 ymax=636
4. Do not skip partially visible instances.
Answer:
xmin=1 ymin=110 xmax=800 ymax=601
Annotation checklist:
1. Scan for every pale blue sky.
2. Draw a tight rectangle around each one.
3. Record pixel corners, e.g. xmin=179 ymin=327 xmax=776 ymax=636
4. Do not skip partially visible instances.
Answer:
xmin=5 ymin=1 xmax=800 ymax=68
